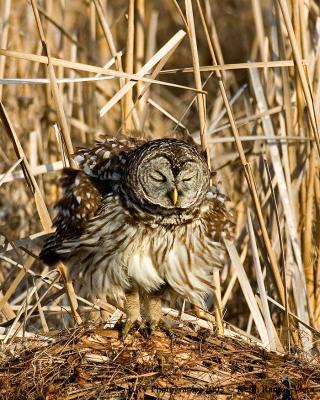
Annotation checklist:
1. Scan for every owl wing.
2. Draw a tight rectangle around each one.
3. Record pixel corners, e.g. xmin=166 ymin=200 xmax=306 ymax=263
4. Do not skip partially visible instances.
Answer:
xmin=74 ymin=136 xmax=147 ymax=182
xmin=40 ymin=136 xmax=147 ymax=265
xmin=39 ymin=168 xmax=103 ymax=265
xmin=202 ymin=185 xmax=234 ymax=243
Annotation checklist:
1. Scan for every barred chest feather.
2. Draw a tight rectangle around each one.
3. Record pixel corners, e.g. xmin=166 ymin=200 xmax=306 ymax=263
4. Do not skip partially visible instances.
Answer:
xmin=57 ymin=194 xmax=226 ymax=308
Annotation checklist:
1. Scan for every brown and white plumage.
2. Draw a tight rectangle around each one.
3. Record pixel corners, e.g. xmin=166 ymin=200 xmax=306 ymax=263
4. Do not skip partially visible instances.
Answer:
xmin=40 ymin=137 xmax=233 ymax=332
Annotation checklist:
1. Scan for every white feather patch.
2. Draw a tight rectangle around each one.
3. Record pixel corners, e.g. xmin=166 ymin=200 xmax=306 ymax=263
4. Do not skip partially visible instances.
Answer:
xmin=127 ymin=253 xmax=164 ymax=292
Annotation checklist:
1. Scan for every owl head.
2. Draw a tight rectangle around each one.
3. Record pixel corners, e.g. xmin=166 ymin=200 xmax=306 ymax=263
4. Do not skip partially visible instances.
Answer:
xmin=124 ymin=139 xmax=210 ymax=213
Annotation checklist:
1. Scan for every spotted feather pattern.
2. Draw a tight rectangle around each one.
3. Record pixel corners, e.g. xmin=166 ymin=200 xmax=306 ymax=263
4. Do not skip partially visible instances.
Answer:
xmin=40 ymin=168 xmax=102 ymax=264
xmin=74 ymin=136 xmax=147 ymax=181
xmin=40 ymin=137 xmax=234 ymax=309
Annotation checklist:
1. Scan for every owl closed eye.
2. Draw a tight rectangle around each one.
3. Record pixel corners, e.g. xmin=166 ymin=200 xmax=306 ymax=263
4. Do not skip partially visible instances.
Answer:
xmin=124 ymin=139 xmax=210 ymax=212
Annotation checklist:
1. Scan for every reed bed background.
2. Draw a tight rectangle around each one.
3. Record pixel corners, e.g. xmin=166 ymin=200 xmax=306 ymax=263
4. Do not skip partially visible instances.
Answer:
xmin=0 ymin=0 xmax=320 ymax=397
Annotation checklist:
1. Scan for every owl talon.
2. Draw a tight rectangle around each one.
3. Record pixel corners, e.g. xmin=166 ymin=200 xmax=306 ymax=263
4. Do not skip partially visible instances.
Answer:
xmin=143 ymin=320 xmax=175 ymax=339
xmin=158 ymin=320 xmax=175 ymax=339
xmin=118 ymin=319 xmax=143 ymax=340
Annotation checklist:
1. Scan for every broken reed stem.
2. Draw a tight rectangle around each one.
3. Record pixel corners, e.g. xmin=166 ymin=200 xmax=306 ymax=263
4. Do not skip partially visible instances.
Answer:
xmin=196 ymin=0 xmax=285 ymax=306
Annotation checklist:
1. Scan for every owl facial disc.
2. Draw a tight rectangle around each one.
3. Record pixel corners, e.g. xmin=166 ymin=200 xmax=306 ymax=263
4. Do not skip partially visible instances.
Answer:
xmin=125 ymin=139 xmax=210 ymax=214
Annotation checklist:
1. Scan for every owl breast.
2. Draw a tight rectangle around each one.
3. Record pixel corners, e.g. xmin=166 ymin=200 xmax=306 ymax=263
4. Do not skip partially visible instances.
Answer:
xmin=59 ymin=194 xmax=225 ymax=308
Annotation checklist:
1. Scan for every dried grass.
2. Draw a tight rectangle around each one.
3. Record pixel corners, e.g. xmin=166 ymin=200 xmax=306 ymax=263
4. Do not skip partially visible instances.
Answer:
xmin=1 ymin=0 xmax=320 ymax=398
xmin=1 ymin=320 xmax=320 ymax=400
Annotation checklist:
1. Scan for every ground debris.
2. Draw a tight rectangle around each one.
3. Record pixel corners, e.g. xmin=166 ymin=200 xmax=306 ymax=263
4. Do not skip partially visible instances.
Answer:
xmin=0 ymin=323 xmax=320 ymax=399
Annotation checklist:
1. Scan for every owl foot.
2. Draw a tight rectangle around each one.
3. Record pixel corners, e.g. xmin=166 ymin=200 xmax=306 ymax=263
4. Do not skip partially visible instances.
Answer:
xmin=118 ymin=319 xmax=144 ymax=340
xmin=143 ymin=319 xmax=175 ymax=339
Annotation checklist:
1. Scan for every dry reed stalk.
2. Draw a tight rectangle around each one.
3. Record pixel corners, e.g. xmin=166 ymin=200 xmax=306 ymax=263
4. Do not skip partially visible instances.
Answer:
xmin=0 ymin=158 xmax=23 ymax=186
xmin=303 ymin=145 xmax=316 ymax=313
xmin=0 ymin=0 xmax=11 ymax=100
xmin=0 ymin=102 xmax=52 ymax=231
xmin=147 ymin=98 xmax=187 ymax=131
xmin=184 ymin=0 xmax=208 ymax=151
xmin=33 ymin=285 xmax=49 ymax=333
xmin=0 ymin=160 xmax=63 ymax=184
xmin=222 ymin=242 xmax=248 ymax=308
xmin=251 ymin=0 xmax=268 ymax=79
xmin=57 ymin=261 xmax=82 ymax=325
xmin=93 ymin=2 xmax=120 ymax=67
xmin=37 ymin=6 xmax=82 ymax=47
xmin=123 ymin=27 xmax=186 ymax=133
xmin=93 ymin=0 xmax=126 ymax=126
xmin=0 ymin=48 xmax=304 ymax=80
xmin=0 ymin=255 xmax=104 ymax=314
xmin=135 ymin=0 xmax=145 ymax=113
xmin=182 ymin=0 xmax=224 ymax=335
xmin=142 ymin=10 xmax=158 ymax=129
xmin=13 ymin=269 xmax=59 ymax=336
xmin=247 ymin=210 xmax=277 ymax=351
xmin=263 ymin=158 xmax=290 ymax=350
xmin=3 ymin=269 xmax=58 ymax=344
xmin=99 ymin=29 xmax=187 ymax=117
xmin=1 ymin=0 xmax=320 ymax=364
xmin=0 ymin=256 xmax=35 ymax=316
xmin=277 ymin=0 xmax=320 ymax=156
xmin=293 ymin=0 xmax=305 ymax=133
xmin=124 ymin=0 xmax=135 ymax=132
xmin=209 ymin=107 xmax=285 ymax=137
xmin=314 ymin=176 xmax=320 ymax=328
xmin=224 ymin=239 xmax=269 ymax=346
xmin=1 ymin=100 xmax=80 ymax=326
xmin=30 ymin=0 xmax=75 ymax=167
xmin=200 ymin=4 xmax=287 ymax=311
xmin=203 ymin=0 xmax=226 ymax=81
xmin=250 ymin=68 xmax=311 ymax=328
xmin=160 ymin=59 xmax=306 ymax=73
xmin=0 ymin=292 xmax=15 ymax=320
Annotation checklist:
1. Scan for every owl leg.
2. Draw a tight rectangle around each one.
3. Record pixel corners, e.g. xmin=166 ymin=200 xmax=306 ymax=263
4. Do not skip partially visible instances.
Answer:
xmin=141 ymin=293 xmax=162 ymax=334
xmin=121 ymin=289 xmax=141 ymax=339
xmin=141 ymin=293 xmax=173 ymax=337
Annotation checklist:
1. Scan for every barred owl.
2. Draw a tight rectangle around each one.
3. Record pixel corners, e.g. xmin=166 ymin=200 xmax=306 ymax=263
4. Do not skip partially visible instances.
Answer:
xmin=40 ymin=136 xmax=232 ymax=336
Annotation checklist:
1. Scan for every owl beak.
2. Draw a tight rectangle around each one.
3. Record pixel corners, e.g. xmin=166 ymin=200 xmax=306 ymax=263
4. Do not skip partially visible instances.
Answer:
xmin=170 ymin=187 xmax=178 ymax=205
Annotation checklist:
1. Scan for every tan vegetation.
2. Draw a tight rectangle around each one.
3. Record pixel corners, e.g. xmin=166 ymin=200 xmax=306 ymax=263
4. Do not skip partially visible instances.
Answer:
xmin=1 ymin=0 xmax=320 ymax=398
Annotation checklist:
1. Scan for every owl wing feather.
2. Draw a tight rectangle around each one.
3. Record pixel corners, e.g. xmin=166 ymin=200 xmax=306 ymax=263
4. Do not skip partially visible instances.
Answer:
xmin=40 ymin=168 xmax=103 ymax=265
xmin=202 ymin=186 xmax=234 ymax=243
xmin=40 ymin=136 xmax=149 ymax=265
xmin=74 ymin=136 xmax=147 ymax=182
